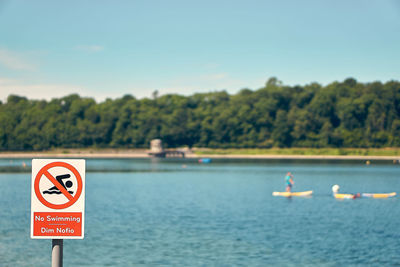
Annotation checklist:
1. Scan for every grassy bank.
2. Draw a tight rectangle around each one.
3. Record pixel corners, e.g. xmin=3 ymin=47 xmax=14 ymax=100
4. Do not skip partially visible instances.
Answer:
xmin=192 ymin=148 xmax=400 ymax=157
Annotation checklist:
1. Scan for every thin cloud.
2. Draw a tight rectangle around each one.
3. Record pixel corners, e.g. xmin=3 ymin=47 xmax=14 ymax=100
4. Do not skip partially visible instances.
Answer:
xmin=75 ymin=45 xmax=105 ymax=53
xmin=0 ymin=48 xmax=36 ymax=71
xmin=0 ymin=77 xmax=142 ymax=103
xmin=151 ymin=72 xmax=250 ymax=96
xmin=0 ymin=77 xmax=87 ymax=101
xmin=205 ymin=73 xmax=228 ymax=80
xmin=170 ymin=72 xmax=229 ymax=85
xmin=204 ymin=62 xmax=220 ymax=69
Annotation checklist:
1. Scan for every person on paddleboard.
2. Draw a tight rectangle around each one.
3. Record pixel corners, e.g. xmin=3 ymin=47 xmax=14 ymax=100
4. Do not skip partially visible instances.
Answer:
xmin=285 ymin=172 xmax=294 ymax=192
xmin=332 ymin=184 xmax=361 ymax=199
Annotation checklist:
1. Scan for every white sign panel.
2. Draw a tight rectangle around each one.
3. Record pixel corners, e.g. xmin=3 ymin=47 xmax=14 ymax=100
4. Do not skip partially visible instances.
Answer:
xmin=31 ymin=159 xmax=85 ymax=239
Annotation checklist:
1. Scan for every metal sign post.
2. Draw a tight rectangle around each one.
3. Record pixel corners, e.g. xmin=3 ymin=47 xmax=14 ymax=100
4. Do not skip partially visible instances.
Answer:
xmin=52 ymin=239 xmax=63 ymax=267
xmin=31 ymin=159 xmax=85 ymax=266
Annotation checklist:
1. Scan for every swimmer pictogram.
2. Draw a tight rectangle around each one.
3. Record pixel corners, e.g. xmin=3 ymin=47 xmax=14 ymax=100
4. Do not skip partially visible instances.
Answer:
xmin=34 ymin=161 xmax=83 ymax=210
xmin=43 ymin=174 xmax=74 ymax=195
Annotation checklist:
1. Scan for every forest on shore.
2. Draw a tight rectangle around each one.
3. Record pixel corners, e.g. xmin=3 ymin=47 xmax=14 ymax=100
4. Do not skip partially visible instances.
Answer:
xmin=1 ymin=78 xmax=400 ymax=151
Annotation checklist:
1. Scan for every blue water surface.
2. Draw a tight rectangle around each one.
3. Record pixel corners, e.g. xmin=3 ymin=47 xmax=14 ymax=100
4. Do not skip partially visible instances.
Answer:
xmin=0 ymin=158 xmax=399 ymax=266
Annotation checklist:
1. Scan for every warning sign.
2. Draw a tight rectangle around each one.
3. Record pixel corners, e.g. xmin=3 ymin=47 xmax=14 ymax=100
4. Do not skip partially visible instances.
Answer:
xmin=31 ymin=159 xmax=85 ymax=239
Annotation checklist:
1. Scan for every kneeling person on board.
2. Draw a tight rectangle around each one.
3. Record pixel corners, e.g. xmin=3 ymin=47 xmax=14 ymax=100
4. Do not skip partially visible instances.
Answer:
xmin=285 ymin=172 xmax=294 ymax=192
xmin=332 ymin=184 xmax=361 ymax=199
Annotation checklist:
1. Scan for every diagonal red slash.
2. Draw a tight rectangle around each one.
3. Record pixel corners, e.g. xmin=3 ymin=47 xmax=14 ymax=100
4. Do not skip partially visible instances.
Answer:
xmin=34 ymin=161 xmax=83 ymax=210
xmin=43 ymin=170 xmax=74 ymax=201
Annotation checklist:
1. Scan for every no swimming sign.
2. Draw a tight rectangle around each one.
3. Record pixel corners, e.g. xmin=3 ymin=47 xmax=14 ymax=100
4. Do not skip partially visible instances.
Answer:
xmin=31 ymin=159 xmax=85 ymax=239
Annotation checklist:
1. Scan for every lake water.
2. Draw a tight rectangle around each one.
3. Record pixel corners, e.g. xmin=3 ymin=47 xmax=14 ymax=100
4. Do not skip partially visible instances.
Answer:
xmin=1 ymin=158 xmax=399 ymax=266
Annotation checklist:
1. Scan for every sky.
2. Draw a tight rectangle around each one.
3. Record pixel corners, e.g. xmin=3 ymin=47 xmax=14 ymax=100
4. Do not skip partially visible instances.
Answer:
xmin=0 ymin=0 xmax=399 ymax=102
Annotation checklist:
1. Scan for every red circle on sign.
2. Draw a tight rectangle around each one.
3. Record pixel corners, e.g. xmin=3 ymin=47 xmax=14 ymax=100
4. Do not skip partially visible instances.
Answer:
xmin=34 ymin=161 xmax=83 ymax=209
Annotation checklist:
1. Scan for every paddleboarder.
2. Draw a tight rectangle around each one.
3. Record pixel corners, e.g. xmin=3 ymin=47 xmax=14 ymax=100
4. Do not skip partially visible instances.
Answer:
xmin=332 ymin=184 xmax=361 ymax=199
xmin=285 ymin=172 xmax=294 ymax=192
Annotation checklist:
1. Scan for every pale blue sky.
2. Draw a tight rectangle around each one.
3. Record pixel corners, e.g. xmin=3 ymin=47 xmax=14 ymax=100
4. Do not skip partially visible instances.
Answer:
xmin=0 ymin=0 xmax=399 ymax=101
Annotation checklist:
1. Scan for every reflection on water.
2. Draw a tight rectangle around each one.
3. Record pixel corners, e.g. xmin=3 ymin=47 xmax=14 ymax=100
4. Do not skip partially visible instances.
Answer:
xmin=0 ymin=157 xmax=395 ymax=173
xmin=0 ymin=158 xmax=399 ymax=266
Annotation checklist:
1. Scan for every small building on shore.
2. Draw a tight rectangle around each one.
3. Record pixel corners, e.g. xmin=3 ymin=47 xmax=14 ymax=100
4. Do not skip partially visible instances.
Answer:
xmin=150 ymin=139 xmax=163 ymax=154
xmin=148 ymin=139 xmax=185 ymax=158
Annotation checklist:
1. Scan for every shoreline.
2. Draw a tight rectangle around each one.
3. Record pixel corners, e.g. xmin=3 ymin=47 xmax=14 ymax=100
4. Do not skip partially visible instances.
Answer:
xmin=0 ymin=150 xmax=399 ymax=161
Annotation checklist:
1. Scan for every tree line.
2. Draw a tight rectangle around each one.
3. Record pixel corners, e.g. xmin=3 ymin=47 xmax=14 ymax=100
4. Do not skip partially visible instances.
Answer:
xmin=1 ymin=77 xmax=400 ymax=151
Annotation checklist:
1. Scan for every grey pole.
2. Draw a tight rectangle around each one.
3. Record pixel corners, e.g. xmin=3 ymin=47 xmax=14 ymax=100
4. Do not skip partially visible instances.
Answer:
xmin=52 ymin=239 xmax=63 ymax=267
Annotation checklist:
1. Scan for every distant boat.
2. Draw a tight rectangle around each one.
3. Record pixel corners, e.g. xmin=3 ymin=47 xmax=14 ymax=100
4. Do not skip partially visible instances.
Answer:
xmin=198 ymin=158 xmax=212 ymax=163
